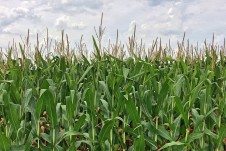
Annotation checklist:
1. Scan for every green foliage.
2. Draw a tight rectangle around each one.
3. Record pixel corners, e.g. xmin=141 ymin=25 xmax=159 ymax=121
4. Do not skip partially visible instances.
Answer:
xmin=0 ymin=34 xmax=226 ymax=151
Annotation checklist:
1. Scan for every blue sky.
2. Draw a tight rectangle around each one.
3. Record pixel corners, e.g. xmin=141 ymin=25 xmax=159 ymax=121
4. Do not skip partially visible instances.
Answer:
xmin=0 ymin=0 xmax=226 ymax=49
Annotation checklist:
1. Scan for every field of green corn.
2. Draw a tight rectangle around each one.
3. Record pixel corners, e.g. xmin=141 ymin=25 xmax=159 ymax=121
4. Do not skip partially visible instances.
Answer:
xmin=0 ymin=27 xmax=226 ymax=151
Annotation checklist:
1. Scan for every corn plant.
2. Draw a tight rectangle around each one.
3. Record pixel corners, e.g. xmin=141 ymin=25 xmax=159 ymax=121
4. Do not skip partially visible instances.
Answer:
xmin=0 ymin=22 xmax=226 ymax=151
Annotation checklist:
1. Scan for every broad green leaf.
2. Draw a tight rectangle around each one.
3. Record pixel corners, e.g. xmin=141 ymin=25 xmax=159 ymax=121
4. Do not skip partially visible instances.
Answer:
xmin=187 ymin=132 xmax=203 ymax=143
xmin=92 ymin=36 xmax=101 ymax=60
xmin=174 ymin=96 xmax=188 ymax=126
xmin=99 ymin=119 xmax=115 ymax=142
xmin=217 ymin=125 xmax=226 ymax=148
xmin=78 ymin=65 xmax=93 ymax=83
xmin=40 ymin=133 xmax=51 ymax=143
xmin=134 ymin=134 xmax=145 ymax=151
xmin=159 ymin=141 xmax=184 ymax=150
xmin=174 ymin=74 xmax=184 ymax=97
xmin=0 ymin=132 xmax=10 ymax=151
xmin=204 ymin=128 xmax=217 ymax=139
xmin=124 ymin=95 xmax=140 ymax=125
xmin=23 ymin=88 xmax=32 ymax=110
xmin=99 ymin=81 xmax=111 ymax=103
xmin=74 ymin=114 xmax=86 ymax=131
xmin=123 ymin=67 xmax=130 ymax=80
xmin=35 ymin=89 xmax=47 ymax=119
xmin=157 ymin=126 xmax=173 ymax=141
xmin=45 ymin=89 xmax=57 ymax=128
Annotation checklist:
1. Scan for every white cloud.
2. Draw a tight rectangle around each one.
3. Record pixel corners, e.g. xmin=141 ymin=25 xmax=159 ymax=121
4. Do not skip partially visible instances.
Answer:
xmin=55 ymin=15 xmax=71 ymax=30
xmin=0 ymin=0 xmax=226 ymax=49
xmin=0 ymin=6 xmax=40 ymax=34
xmin=2 ymin=26 xmax=13 ymax=34
xmin=55 ymin=15 xmax=87 ymax=30
xmin=168 ymin=8 xmax=174 ymax=18
xmin=72 ymin=22 xmax=86 ymax=30
xmin=46 ymin=0 xmax=103 ymax=14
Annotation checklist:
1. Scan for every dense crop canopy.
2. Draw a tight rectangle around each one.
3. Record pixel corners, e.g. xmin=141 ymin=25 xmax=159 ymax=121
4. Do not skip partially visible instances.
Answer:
xmin=0 ymin=29 xmax=226 ymax=150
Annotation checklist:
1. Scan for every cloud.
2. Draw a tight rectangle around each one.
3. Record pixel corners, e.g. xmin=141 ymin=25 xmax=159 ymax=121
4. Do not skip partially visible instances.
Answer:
xmin=59 ymin=0 xmax=102 ymax=9
xmin=0 ymin=6 xmax=40 ymax=34
xmin=148 ymin=0 xmax=169 ymax=6
xmin=2 ymin=25 xmax=14 ymax=34
xmin=55 ymin=16 xmax=69 ymax=30
xmin=55 ymin=15 xmax=87 ymax=30
xmin=0 ymin=0 xmax=226 ymax=49
xmin=44 ymin=0 xmax=103 ymax=14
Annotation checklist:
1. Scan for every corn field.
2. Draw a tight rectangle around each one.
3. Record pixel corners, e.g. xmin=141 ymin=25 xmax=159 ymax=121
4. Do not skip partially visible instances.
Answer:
xmin=0 ymin=25 xmax=226 ymax=151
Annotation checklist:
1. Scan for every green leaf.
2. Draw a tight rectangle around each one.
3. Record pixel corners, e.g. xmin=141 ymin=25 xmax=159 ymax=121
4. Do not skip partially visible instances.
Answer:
xmin=74 ymin=114 xmax=86 ymax=131
xmin=19 ymin=43 xmax=25 ymax=60
xmin=45 ymin=89 xmax=57 ymax=128
xmin=35 ymin=89 xmax=47 ymax=119
xmin=187 ymin=132 xmax=203 ymax=143
xmin=217 ymin=125 xmax=226 ymax=148
xmin=159 ymin=141 xmax=184 ymax=150
xmin=56 ymin=131 xmax=81 ymax=145
xmin=92 ymin=36 xmax=101 ymax=60
xmin=174 ymin=96 xmax=188 ymax=126
xmin=78 ymin=65 xmax=93 ymax=83
xmin=66 ymin=90 xmax=77 ymax=123
xmin=124 ymin=95 xmax=140 ymax=125
xmin=134 ymin=134 xmax=145 ymax=151
xmin=204 ymin=128 xmax=217 ymax=139
xmin=23 ymin=88 xmax=32 ymax=110
xmin=7 ymin=102 xmax=21 ymax=131
xmin=189 ymin=81 xmax=204 ymax=108
xmin=100 ymin=99 xmax=109 ymax=116
xmin=99 ymin=119 xmax=114 ymax=142
xmin=99 ymin=81 xmax=111 ymax=103
xmin=142 ymin=121 xmax=173 ymax=141
xmin=0 ymin=132 xmax=10 ymax=151
xmin=40 ymin=133 xmax=51 ymax=143
xmin=123 ymin=67 xmax=130 ymax=80
xmin=157 ymin=126 xmax=173 ymax=141
xmin=174 ymin=74 xmax=184 ymax=97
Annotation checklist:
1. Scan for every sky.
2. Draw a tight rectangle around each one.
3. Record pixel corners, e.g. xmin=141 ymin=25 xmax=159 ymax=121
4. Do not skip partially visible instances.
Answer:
xmin=0 ymin=0 xmax=226 ymax=50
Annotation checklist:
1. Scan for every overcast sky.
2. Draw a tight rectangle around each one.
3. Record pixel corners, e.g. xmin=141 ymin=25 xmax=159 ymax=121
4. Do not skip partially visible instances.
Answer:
xmin=0 ymin=0 xmax=226 ymax=49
